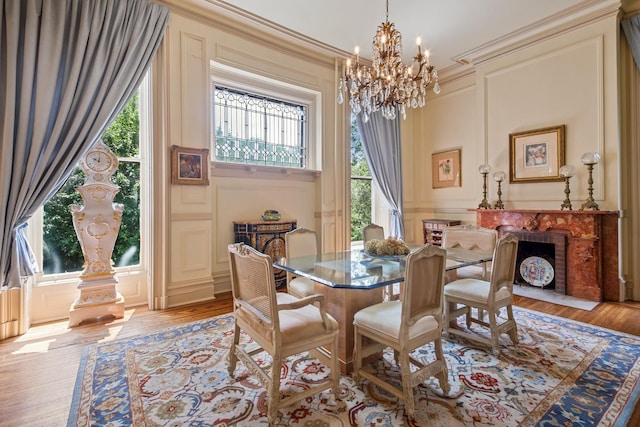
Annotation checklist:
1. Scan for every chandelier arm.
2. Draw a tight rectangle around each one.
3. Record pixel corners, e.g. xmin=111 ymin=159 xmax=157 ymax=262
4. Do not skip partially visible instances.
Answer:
xmin=337 ymin=0 xmax=440 ymax=120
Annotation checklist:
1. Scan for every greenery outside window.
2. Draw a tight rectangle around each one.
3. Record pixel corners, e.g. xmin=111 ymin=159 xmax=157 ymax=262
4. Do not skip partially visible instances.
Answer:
xmin=351 ymin=116 xmax=373 ymax=242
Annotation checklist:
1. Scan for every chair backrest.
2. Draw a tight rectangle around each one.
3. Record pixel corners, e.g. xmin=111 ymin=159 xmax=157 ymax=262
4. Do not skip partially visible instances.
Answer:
xmin=488 ymin=233 xmax=519 ymax=299
xmin=227 ymin=242 xmax=278 ymax=328
xmin=285 ymin=228 xmax=318 ymax=258
xmin=401 ymin=244 xmax=447 ymax=325
xmin=363 ymin=223 xmax=385 ymax=244
xmin=441 ymin=225 xmax=498 ymax=253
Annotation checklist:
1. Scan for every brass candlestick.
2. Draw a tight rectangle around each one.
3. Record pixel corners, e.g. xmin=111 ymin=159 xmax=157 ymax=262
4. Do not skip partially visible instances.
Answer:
xmin=478 ymin=164 xmax=492 ymax=209
xmin=580 ymin=153 xmax=600 ymax=210
xmin=559 ymin=164 xmax=575 ymax=210
xmin=493 ymin=170 xmax=506 ymax=209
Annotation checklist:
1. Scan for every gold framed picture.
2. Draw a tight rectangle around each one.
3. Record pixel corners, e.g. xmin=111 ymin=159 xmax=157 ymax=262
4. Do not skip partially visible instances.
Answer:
xmin=432 ymin=149 xmax=461 ymax=188
xmin=171 ymin=146 xmax=210 ymax=185
xmin=509 ymin=125 xmax=565 ymax=183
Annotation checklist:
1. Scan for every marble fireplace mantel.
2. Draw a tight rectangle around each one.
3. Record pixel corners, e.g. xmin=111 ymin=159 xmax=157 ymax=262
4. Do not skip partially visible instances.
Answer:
xmin=474 ymin=209 xmax=619 ymax=302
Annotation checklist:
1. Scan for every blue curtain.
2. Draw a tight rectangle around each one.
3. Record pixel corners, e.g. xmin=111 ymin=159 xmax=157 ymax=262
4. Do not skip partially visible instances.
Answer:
xmin=622 ymin=15 xmax=640 ymax=71
xmin=354 ymin=111 xmax=405 ymax=240
xmin=0 ymin=0 xmax=169 ymax=290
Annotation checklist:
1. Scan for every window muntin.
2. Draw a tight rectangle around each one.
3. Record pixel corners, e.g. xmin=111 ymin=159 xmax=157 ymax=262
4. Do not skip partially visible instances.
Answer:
xmin=213 ymin=86 xmax=307 ymax=168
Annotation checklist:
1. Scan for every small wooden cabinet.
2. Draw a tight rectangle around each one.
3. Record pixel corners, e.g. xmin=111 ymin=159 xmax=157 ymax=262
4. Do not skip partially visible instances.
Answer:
xmin=233 ymin=219 xmax=297 ymax=288
xmin=422 ymin=219 xmax=461 ymax=246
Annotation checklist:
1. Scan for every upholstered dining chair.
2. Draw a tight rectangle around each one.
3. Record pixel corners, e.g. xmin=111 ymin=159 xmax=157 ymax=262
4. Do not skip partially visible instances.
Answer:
xmin=352 ymin=244 xmax=451 ymax=419
xmin=284 ymin=227 xmax=318 ymax=298
xmin=441 ymin=224 xmax=498 ymax=280
xmin=362 ymin=223 xmax=385 ymax=244
xmin=443 ymin=233 xmax=520 ymax=356
xmin=227 ymin=243 xmax=340 ymax=426
xmin=362 ymin=223 xmax=399 ymax=299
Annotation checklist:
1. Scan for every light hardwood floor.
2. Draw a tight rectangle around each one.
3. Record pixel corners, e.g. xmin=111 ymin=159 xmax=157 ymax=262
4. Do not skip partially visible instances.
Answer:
xmin=1 ymin=292 xmax=639 ymax=426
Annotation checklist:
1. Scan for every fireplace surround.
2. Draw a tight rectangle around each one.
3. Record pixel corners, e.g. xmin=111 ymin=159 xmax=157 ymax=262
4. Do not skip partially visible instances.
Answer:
xmin=475 ymin=209 xmax=619 ymax=302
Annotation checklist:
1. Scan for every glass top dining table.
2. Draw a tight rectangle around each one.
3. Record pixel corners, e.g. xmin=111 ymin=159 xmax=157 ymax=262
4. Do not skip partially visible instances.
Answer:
xmin=273 ymin=245 xmax=493 ymax=290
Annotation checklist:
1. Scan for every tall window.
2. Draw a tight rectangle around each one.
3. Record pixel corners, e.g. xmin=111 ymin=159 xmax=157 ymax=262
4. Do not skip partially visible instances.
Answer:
xmin=212 ymin=85 xmax=307 ymax=168
xmin=351 ymin=115 xmax=373 ymax=241
xmin=42 ymin=94 xmax=142 ymax=274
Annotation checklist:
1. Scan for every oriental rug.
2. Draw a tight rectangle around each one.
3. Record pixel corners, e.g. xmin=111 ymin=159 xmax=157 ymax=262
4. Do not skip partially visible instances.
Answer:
xmin=68 ymin=307 xmax=640 ymax=426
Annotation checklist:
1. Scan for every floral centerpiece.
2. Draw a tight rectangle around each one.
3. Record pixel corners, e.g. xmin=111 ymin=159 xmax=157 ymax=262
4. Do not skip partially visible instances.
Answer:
xmin=364 ymin=237 xmax=410 ymax=256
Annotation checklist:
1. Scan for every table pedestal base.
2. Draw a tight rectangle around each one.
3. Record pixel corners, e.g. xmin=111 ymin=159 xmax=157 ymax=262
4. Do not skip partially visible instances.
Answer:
xmin=312 ymin=283 xmax=384 ymax=375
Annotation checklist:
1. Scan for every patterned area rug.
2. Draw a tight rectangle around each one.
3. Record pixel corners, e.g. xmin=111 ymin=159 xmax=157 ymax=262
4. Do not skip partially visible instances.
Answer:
xmin=68 ymin=307 xmax=640 ymax=426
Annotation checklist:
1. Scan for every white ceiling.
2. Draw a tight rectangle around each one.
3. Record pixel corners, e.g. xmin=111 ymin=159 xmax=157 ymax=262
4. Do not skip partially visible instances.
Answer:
xmin=218 ymin=0 xmax=600 ymax=70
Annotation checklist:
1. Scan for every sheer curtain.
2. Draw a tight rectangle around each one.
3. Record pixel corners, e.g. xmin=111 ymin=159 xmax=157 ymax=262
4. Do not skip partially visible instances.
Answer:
xmin=355 ymin=111 xmax=405 ymax=240
xmin=0 ymin=0 xmax=169 ymax=295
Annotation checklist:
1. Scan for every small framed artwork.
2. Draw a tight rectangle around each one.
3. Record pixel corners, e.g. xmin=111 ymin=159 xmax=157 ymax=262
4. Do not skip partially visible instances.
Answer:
xmin=509 ymin=125 xmax=565 ymax=183
xmin=432 ymin=149 xmax=461 ymax=188
xmin=171 ymin=146 xmax=210 ymax=185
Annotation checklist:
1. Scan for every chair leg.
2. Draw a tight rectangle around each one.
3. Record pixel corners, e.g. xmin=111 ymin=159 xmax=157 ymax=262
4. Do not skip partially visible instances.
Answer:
xmin=488 ymin=311 xmax=500 ymax=356
xmin=227 ymin=323 xmax=240 ymax=375
xmin=330 ymin=334 xmax=340 ymax=396
xmin=352 ymin=327 xmax=362 ymax=382
xmin=443 ymin=300 xmax=450 ymax=335
xmin=399 ymin=351 xmax=416 ymax=418
xmin=434 ymin=339 xmax=450 ymax=396
xmin=267 ymin=356 xmax=282 ymax=425
xmin=506 ymin=304 xmax=519 ymax=345
xmin=382 ymin=286 xmax=391 ymax=301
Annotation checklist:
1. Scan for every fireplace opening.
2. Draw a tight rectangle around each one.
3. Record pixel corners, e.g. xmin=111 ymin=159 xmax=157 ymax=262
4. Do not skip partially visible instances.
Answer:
xmin=499 ymin=229 xmax=567 ymax=295
xmin=515 ymin=241 xmax=555 ymax=289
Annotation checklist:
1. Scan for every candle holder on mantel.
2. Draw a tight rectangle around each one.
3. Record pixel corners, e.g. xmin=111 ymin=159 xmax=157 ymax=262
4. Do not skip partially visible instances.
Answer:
xmin=559 ymin=164 xmax=576 ymax=210
xmin=580 ymin=152 xmax=600 ymax=210
xmin=478 ymin=164 xmax=492 ymax=209
xmin=493 ymin=170 xmax=506 ymax=209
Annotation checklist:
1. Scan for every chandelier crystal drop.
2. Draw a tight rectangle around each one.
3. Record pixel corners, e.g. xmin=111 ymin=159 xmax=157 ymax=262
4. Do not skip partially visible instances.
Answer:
xmin=337 ymin=0 xmax=440 ymax=121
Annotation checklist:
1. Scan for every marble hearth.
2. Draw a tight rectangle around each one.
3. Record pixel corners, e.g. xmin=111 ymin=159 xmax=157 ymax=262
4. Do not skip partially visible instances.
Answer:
xmin=476 ymin=210 xmax=619 ymax=302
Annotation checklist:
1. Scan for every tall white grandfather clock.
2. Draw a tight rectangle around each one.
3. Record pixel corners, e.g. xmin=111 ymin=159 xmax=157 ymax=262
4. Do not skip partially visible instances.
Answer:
xmin=68 ymin=140 xmax=125 ymax=327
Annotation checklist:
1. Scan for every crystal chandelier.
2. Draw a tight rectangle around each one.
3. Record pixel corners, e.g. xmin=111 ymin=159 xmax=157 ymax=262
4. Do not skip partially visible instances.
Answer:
xmin=336 ymin=0 xmax=440 ymax=121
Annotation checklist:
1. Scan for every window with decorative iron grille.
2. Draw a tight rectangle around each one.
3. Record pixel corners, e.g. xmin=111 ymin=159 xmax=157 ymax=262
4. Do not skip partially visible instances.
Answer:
xmin=213 ymin=86 xmax=307 ymax=168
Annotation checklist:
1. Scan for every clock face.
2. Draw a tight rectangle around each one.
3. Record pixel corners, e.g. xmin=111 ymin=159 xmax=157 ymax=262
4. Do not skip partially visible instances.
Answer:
xmin=86 ymin=150 xmax=113 ymax=172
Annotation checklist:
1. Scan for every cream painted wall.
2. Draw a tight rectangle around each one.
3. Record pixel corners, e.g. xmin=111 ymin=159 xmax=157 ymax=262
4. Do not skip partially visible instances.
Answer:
xmin=414 ymin=14 xmax=619 ymax=215
xmin=480 ymin=22 xmax=618 ymax=211
xmin=213 ymin=174 xmax=318 ymax=266
xmin=152 ymin=2 xmax=348 ymax=305
xmin=411 ymin=11 xmax=627 ymax=298
xmin=151 ymin=1 xmax=633 ymax=306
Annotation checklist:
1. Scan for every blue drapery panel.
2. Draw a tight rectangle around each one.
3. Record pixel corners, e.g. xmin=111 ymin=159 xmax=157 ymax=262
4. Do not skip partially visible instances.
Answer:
xmin=0 ymin=0 xmax=169 ymax=290
xmin=354 ymin=111 xmax=405 ymax=240
xmin=622 ymin=15 xmax=640 ymax=71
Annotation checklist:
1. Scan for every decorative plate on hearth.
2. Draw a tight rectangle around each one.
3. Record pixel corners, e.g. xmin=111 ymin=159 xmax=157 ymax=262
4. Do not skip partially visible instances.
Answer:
xmin=520 ymin=256 xmax=554 ymax=287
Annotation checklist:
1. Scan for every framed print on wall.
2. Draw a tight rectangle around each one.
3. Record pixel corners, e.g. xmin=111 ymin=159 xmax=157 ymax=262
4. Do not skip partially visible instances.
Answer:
xmin=171 ymin=146 xmax=210 ymax=185
xmin=432 ymin=149 xmax=461 ymax=188
xmin=509 ymin=125 xmax=565 ymax=183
